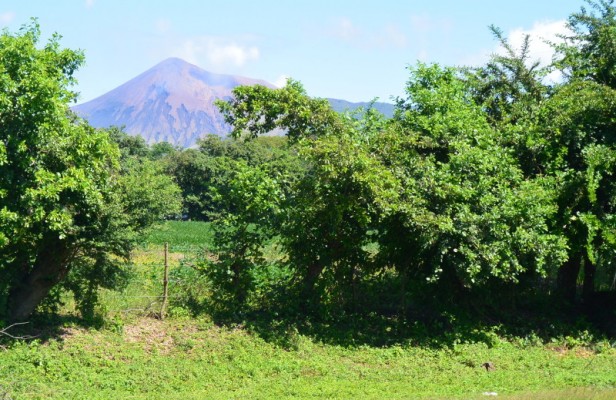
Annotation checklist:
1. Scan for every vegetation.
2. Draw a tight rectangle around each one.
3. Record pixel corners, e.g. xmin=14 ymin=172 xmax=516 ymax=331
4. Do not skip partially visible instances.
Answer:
xmin=0 ymin=22 xmax=182 ymax=321
xmin=197 ymin=0 xmax=616 ymax=328
xmin=1 ymin=1 xmax=616 ymax=399
xmin=1 ymin=226 xmax=615 ymax=399
xmin=0 ymin=316 xmax=615 ymax=399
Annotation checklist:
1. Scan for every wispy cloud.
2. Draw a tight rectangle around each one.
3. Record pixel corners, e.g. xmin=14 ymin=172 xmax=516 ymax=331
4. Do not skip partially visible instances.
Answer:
xmin=155 ymin=18 xmax=171 ymax=34
xmin=375 ymin=24 xmax=408 ymax=48
xmin=84 ymin=0 xmax=95 ymax=9
xmin=0 ymin=11 xmax=15 ymax=26
xmin=407 ymin=14 xmax=454 ymax=62
xmin=330 ymin=17 xmax=360 ymax=41
xmin=173 ymin=36 xmax=260 ymax=68
xmin=326 ymin=17 xmax=408 ymax=49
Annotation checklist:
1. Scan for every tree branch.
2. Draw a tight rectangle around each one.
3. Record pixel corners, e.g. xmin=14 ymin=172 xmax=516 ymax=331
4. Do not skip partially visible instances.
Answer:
xmin=0 ymin=322 xmax=37 ymax=340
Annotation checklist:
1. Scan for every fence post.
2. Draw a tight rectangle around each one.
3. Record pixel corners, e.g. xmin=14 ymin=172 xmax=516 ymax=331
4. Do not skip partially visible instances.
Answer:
xmin=160 ymin=242 xmax=169 ymax=320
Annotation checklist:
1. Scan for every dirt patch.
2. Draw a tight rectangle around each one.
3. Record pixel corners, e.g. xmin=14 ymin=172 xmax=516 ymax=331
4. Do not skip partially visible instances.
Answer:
xmin=549 ymin=345 xmax=595 ymax=358
xmin=124 ymin=318 xmax=176 ymax=354
xmin=58 ymin=326 xmax=83 ymax=341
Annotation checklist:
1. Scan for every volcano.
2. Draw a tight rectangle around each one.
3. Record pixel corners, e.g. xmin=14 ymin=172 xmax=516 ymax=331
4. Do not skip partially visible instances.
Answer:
xmin=73 ymin=58 xmax=394 ymax=147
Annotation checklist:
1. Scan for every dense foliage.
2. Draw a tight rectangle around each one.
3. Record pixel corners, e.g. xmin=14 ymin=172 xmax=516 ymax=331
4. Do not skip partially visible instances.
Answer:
xmin=193 ymin=0 xmax=616 ymax=326
xmin=2 ymin=3 xmax=615 ymax=398
xmin=2 ymin=2 xmax=616 ymax=338
xmin=0 ymin=23 xmax=181 ymax=321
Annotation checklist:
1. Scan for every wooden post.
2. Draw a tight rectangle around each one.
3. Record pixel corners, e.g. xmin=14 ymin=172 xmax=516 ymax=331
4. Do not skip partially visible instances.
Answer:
xmin=160 ymin=242 xmax=169 ymax=320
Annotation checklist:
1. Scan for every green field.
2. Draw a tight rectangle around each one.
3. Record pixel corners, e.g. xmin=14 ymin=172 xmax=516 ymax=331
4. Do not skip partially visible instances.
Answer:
xmin=143 ymin=220 xmax=214 ymax=252
xmin=1 ymin=221 xmax=615 ymax=399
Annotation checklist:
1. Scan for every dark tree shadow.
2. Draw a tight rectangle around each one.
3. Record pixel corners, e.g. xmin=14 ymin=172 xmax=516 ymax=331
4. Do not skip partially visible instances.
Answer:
xmin=209 ymin=280 xmax=616 ymax=350
xmin=0 ymin=312 xmax=108 ymax=346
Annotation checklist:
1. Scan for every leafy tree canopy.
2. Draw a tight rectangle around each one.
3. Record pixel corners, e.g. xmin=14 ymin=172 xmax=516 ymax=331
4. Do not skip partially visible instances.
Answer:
xmin=0 ymin=22 xmax=181 ymax=320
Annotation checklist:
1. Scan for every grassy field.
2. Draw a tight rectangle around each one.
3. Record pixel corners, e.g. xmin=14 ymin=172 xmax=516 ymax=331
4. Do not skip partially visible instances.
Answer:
xmin=1 ymin=221 xmax=615 ymax=399
xmin=1 ymin=317 xmax=615 ymax=399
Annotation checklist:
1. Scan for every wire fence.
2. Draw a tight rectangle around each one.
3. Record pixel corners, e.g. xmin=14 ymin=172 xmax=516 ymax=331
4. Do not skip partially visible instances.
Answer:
xmin=102 ymin=242 xmax=191 ymax=317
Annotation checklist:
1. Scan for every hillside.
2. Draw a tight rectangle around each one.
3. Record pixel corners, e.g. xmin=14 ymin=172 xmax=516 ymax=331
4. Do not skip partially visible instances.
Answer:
xmin=72 ymin=58 xmax=275 ymax=147
xmin=72 ymin=58 xmax=394 ymax=147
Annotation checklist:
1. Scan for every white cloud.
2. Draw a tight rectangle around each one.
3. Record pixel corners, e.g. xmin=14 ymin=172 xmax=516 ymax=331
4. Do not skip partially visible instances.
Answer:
xmin=84 ymin=0 xmax=95 ymax=9
xmin=330 ymin=17 xmax=360 ymax=41
xmin=417 ymin=49 xmax=428 ymax=62
xmin=274 ymin=75 xmax=290 ymax=88
xmin=498 ymin=20 xmax=570 ymax=82
xmin=502 ymin=20 xmax=569 ymax=68
xmin=209 ymin=43 xmax=259 ymax=66
xmin=464 ymin=20 xmax=570 ymax=73
xmin=375 ymin=24 xmax=408 ymax=48
xmin=407 ymin=14 xmax=453 ymax=63
xmin=174 ymin=36 xmax=260 ymax=68
xmin=0 ymin=11 xmax=15 ymax=26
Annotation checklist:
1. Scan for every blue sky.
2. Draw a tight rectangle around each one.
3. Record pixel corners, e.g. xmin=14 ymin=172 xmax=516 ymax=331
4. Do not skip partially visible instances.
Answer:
xmin=1 ymin=0 xmax=583 ymax=104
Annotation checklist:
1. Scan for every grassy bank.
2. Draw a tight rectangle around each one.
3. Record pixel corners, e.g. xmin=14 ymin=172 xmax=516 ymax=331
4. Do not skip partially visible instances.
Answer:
xmin=1 ymin=317 xmax=615 ymax=399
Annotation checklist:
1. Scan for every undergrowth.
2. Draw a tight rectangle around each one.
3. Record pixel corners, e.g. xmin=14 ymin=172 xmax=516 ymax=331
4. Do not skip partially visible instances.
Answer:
xmin=1 ymin=221 xmax=615 ymax=399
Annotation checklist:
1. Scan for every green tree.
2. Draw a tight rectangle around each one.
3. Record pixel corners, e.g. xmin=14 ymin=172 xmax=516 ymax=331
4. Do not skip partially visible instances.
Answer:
xmin=205 ymin=160 xmax=283 ymax=311
xmin=217 ymin=72 xmax=567 ymax=314
xmin=0 ymin=22 xmax=181 ymax=320
xmin=166 ymin=148 xmax=230 ymax=220
xmin=548 ymin=1 xmax=616 ymax=301
xmin=216 ymin=79 xmax=344 ymax=142
xmin=105 ymin=126 xmax=150 ymax=160
xmin=286 ymin=134 xmax=397 ymax=311
xmin=535 ymin=81 xmax=616 ymax=301
xmin=218 ymin=81 xmax=397 ymax=312
xmin=555 ymin=0 xmax=616 ymax=88
xmin=166 ymin=135 xmax=302 ymax=221
xmin=385 ymin=64 xmax=566 ymax=298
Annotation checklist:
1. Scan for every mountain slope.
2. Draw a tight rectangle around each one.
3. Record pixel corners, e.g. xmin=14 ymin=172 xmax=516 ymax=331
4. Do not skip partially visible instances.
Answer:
xmin=73 ymin=58 xmax=275 ymax=147
xmin=327 ymin=98 xmax=394 ymax=118
xmin=73 ymin=58 xmax=394 ymax=147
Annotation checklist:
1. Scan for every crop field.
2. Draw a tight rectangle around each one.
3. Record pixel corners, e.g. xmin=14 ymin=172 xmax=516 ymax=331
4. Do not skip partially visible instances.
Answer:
xmin=143 ymin=220 xmax=214 ymax=253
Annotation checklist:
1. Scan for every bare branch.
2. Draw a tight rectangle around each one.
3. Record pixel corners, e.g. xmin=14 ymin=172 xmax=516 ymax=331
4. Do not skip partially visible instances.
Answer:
xmin=0 ymin=322 xmax=37 ymax=340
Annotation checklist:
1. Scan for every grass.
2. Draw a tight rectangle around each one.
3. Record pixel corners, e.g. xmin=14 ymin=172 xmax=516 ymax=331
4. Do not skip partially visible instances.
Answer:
xmin=1 ymin=221 xmax=615 ymax=399
xmin=0 ymin=317 xmax=615 ymax=399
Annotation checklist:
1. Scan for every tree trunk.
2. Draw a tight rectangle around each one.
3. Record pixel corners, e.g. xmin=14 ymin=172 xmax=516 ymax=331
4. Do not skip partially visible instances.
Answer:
xmin=557 ymin=255 xmax=581 ymax=304
xmin=350 ymin=265 xmax=358 ymax=313
xmin=300 ymin=262 xmax=324 ymax=312
xmin=582 ymin=252 xmax=596 ymax=302
xmin=8 ymin=240 xmax=72 ymax=321
xmin=231 ymin=260 xmax=246 ymax=305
